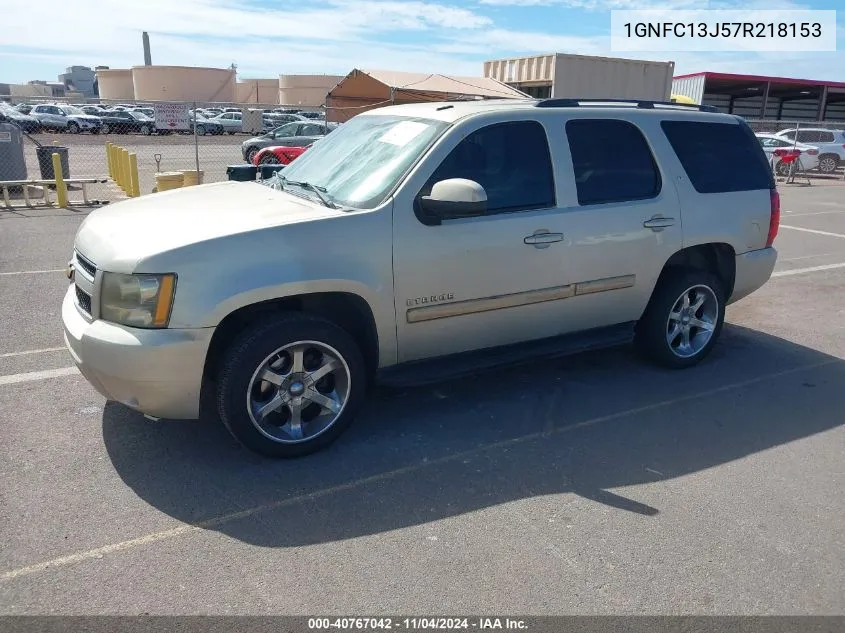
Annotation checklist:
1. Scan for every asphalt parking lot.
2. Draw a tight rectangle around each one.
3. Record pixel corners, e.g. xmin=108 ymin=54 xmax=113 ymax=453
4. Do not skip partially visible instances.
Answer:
xmin=1 ymin=182 xmax=843 ymax=615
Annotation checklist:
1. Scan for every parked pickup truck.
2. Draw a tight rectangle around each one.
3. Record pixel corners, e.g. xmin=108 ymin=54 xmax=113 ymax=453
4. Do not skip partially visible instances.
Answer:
xmin=63 ymin=99 xmax=779 ymax=458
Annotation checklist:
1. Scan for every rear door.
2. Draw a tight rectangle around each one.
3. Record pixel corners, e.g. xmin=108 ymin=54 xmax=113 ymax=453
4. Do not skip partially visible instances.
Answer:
xmin=534 ymin=115 xmax=685 ymax=333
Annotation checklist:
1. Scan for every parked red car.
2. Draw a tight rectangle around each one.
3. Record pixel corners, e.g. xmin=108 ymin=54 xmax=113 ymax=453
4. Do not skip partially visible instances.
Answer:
xmin=252 ymin=144 xmax=311 ymax=166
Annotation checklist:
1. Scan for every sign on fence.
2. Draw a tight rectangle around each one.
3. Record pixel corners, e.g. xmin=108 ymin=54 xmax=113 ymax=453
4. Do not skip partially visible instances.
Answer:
xmin=153 ymin=103 xmax=191 ymax=131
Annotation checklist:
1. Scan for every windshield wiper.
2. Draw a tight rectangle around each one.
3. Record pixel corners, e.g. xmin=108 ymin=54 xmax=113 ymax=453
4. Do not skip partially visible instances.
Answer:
xmin=279 ymin=176 xmax=336 ymax=209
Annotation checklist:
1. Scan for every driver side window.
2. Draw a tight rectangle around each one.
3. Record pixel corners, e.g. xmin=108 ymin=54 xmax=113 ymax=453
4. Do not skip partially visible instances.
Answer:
xmin=418 ymin=120 xmax=556 ymax=218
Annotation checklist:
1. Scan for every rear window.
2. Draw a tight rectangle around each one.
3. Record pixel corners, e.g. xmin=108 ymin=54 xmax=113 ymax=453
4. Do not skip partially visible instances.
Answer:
xmin=661 ymin=120 xmax=773 ymax=193
xmin=566 ymin=119 xmax=661 ymax=206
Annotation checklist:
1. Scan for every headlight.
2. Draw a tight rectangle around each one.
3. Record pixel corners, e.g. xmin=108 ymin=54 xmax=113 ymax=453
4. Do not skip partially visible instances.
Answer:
xmin=100 ymin=272 xmax=176 ymax=328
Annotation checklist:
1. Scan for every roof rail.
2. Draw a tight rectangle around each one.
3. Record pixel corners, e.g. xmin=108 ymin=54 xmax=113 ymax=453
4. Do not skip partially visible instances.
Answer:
xmin=535 ymin=98 xmax=718 ymax=113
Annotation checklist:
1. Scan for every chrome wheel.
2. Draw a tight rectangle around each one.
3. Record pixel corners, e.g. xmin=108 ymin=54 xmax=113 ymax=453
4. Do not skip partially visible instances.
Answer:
xmin=818 ymin=156 xmax=838 ymax=174
xmin=246 ymin=340 xmax=351 ymax=444
xmin=666 ymin=284 xmax=718 ymax=359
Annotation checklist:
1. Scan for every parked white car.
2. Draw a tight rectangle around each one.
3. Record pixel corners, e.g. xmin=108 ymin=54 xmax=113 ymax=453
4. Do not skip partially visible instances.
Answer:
xmin=30 ymin=104 xmax=102 ymax=134
xmin=756 ymin=133 xmax=820 ymax=176
xmin=212 ymin=112 xmax=244 ymax=134
xmin=773 ymin=128 xmax=845 ymax=174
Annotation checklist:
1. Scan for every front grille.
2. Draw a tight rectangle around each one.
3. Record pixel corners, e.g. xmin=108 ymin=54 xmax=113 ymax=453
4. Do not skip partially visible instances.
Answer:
xmin=75 ymin=252 xmax=96 ymax=277
xmin=75 ymin=285 xmax=92 ymax=315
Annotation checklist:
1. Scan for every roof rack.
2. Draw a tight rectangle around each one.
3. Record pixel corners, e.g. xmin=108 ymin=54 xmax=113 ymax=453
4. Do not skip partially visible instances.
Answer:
xmin=535 ymin=98 xmax=718 ymax=113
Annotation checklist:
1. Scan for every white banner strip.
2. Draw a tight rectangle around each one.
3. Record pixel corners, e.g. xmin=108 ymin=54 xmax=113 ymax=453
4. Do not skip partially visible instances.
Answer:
xmin=611 ymin=10 xmax=837 ymax=52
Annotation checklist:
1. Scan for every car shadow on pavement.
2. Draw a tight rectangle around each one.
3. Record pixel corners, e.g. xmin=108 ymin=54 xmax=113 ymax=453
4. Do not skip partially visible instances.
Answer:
xmin=102 ymin=323 xmax=845 ymax=547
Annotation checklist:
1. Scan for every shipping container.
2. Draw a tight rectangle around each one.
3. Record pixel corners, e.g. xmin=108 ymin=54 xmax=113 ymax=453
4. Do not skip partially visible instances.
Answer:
xmin=551 ymin=54 xmax=674 ymax=101
xmin=484 ymin=53 xmax=675 ymax=102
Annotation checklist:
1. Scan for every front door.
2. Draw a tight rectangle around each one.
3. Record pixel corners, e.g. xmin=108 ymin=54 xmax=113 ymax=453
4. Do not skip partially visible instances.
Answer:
xmin=392 ymin=119 xmax=576 ymax=363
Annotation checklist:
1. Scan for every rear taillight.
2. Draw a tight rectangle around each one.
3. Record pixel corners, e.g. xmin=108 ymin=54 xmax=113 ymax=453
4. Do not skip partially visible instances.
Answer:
xmin=767 ymin=188 xmax=780 ymax=247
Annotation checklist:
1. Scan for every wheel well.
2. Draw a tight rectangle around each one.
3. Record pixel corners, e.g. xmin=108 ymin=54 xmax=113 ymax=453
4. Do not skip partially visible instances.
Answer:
xmin=659 ymin=243 xmax=736 ymax=298
xmin=818 ymin=152 xmax=840 ymax=161
xmin=202 ymin=292 xmax=379 ymax=388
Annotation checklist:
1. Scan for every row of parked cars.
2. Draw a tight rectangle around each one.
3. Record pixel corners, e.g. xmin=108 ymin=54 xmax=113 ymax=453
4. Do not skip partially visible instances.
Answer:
xmin=755 ymin=128 xmax=845 ymax=175
xmin=1 ymin=101 xmax=327 ymax=136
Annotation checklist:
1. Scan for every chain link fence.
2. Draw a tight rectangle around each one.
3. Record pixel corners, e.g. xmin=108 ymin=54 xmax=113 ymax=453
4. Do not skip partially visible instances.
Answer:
xmin=744 ymin=119 xmax=845 ymax=134
xmin=0 ymin=98 xmax=327 ymax=209
xmin=3 ymin=96 xmax=844 ymax=210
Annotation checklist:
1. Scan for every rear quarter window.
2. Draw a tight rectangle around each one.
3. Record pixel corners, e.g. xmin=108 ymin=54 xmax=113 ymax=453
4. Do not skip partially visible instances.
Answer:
xmin=661 ymin=120 xmax=773 ymax=193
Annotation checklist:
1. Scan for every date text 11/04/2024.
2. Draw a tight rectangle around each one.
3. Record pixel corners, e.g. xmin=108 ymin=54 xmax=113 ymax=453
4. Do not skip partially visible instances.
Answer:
xmin=308 ymin=618 xmax=528 ymax=630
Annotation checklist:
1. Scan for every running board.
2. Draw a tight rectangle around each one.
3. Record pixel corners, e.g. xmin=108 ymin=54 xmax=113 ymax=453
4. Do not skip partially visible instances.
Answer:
xmin=377 ymin=321 xmax=636 ymax=388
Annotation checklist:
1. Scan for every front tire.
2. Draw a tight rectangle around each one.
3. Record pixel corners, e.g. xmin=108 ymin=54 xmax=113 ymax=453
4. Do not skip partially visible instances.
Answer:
xmin=245 ymin=147 xmax=259 ymax=163
xmin=140 ymin=124 xmax=151 ymax=136
xmin=635 ymin=269 xmax=725 ymax=369
xmin=260 ymin=153 xmax=280 ymax=165
xmin=67 ymin=121 xmax=80 ymax=134
xmin=101 ymin=123 xmax=111 ymax=134
xmin=216 ymin=313 xmax=367 ymax=458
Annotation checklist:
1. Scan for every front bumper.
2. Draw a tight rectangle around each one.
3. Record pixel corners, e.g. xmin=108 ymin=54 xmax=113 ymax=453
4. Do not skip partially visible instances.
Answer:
xmin=729 ymin=247 xmax=778 ymax=305
xmin=62 ymin=285 xmax=214 ymax=419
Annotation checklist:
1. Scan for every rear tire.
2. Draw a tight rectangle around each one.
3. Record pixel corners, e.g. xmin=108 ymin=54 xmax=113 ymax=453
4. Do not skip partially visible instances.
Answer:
xmin=818 ymin=154 xmax=839 ymax=174
xmin=260 ymin=153 xmax=280 ymax=165
xmin=101 ymin=123 xmax=111 ymax=134
xmin=216 ymin=313 xmax=367 ymax=458
xmin=67 ymin=121 xmax=80 ymax=134
xmin=635 ymin=269 xmax=725 ymax=369
xmin=140 ymin=125 xmax=151 ymax=136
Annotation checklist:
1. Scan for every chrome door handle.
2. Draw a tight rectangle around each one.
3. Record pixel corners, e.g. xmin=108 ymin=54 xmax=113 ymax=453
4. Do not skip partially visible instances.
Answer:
xmin=643 ymin=216 xmax=675 ymax=231
xmin=524 ymin=231 xmax=564 ymax=248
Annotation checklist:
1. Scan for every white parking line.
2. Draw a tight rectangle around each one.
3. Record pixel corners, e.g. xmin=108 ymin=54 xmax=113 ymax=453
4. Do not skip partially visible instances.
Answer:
xmin=0 ymin=366 xmax=78 ymax=387
xmin=0 ymin=346 xmax=66 ymax=358
xmin=772 ymin=262 xmax=845 ymax=277
xmin=780 ymin=225 xmax=845 ymax=239
xmin=786 ymin=210 xmax=845 ymax=217
xmin=1 ymin=357 xmax=837 ymax=582
xmin=0 ymin=268 xmax=65 ymax=276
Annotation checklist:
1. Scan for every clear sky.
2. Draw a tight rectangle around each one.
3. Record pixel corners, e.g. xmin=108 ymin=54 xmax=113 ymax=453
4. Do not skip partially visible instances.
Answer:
xmin=0 ymin=0 xmax=841 ymax=84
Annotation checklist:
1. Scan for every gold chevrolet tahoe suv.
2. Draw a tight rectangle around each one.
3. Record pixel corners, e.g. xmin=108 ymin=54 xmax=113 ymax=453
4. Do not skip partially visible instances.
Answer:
xmin=63 ymin=98 xmax=780 ymax=457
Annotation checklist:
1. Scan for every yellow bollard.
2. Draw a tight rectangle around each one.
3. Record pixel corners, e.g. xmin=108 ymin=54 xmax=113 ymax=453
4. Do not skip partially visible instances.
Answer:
xmin=112 ymin=145 xmax=120 ymax=188
xmin=53 ymin=152 xmax=68 ymax=209
xmin=106 ymin=142 xmax=113 ymax=179
xmin=129 ymin=153 xmax=140 ymax=198
xmin=121 ymin=148 xmax=130 ymax=193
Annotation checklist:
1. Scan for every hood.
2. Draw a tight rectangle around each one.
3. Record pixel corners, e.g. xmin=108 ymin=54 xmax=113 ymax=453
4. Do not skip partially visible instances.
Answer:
xmin=6 ymin=112 xmax=37 ymax=122
xmin=74 ymin=180 xmax=340 ymax=273
xmin=70 ymin=114 xmax=101 ymax=122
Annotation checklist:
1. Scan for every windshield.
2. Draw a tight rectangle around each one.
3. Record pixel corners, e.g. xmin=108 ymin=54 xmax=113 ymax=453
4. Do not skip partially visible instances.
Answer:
xmin=279 ymin=114 xmax=449 ymax=209
xmin=62 ymin=106 xmax=84 ymax=115
xmin=130 ymin=111 xmax=148 ymax=120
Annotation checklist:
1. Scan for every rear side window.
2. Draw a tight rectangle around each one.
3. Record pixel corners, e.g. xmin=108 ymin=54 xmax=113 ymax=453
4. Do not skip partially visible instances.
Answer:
xmin=565 ymin=119 xmax=661 ymax=206
xmin=818 ymin=131 xmax=835 ymax=143
xmin=661 ymin=120 xmax=773 ymax=193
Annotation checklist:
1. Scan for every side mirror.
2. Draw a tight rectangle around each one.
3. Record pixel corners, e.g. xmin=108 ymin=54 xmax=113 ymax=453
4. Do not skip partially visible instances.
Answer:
xmin=418 ymin=178 xmax=487 ymax=225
